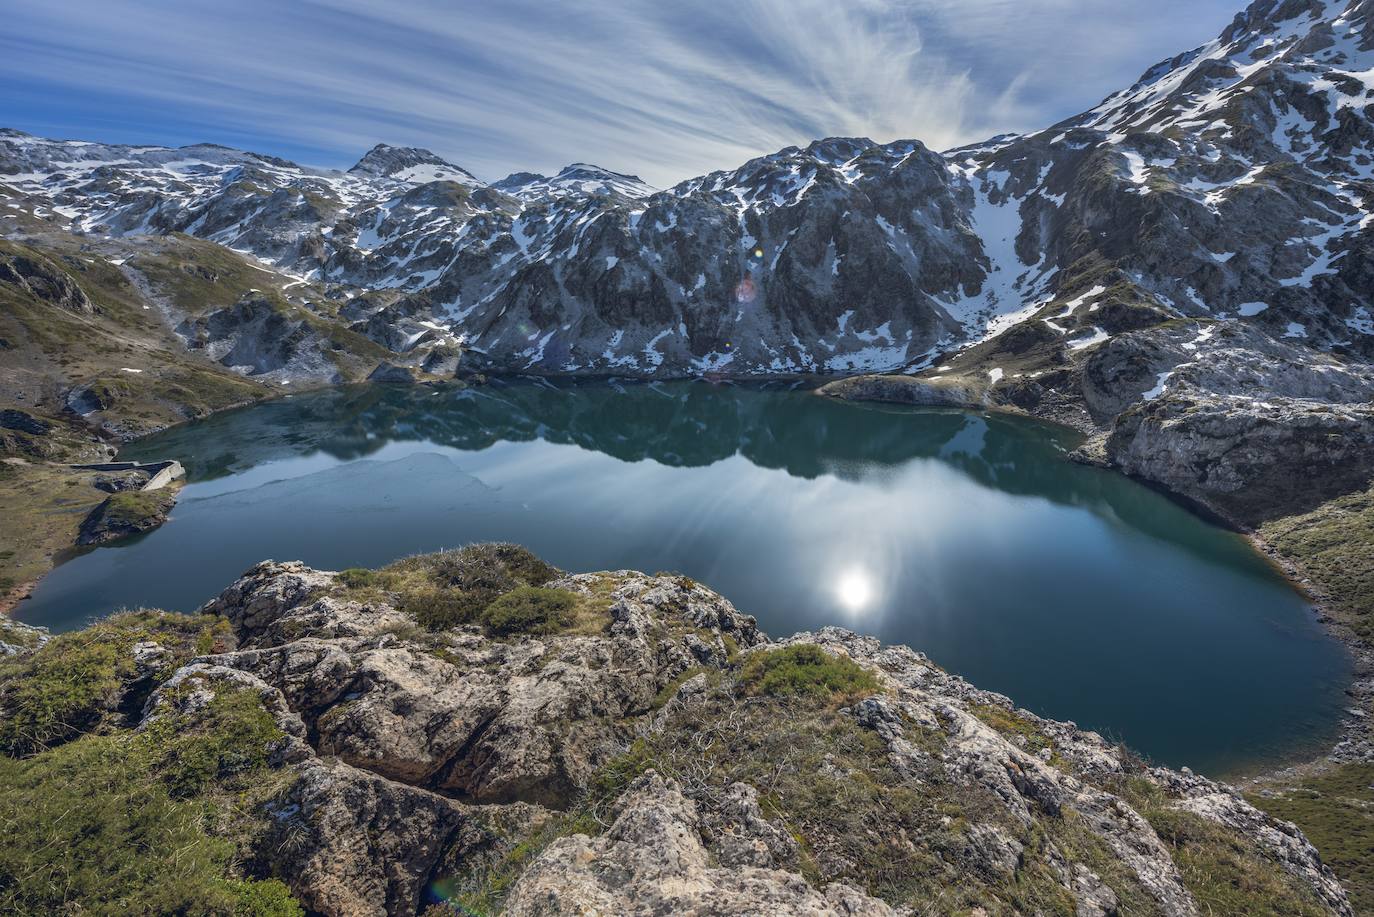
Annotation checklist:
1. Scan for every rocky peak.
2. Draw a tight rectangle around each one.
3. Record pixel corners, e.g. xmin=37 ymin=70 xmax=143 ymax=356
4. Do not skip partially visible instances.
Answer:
xmin=347 ymin=143 xmax=480 ymax=186
xmin=495 ymin=162 xmax=655 ymax=200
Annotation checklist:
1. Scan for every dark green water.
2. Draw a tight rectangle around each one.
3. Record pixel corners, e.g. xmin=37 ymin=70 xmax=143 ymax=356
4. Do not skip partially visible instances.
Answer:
xmin=17 ymin=380 xmax=1350 ymax=776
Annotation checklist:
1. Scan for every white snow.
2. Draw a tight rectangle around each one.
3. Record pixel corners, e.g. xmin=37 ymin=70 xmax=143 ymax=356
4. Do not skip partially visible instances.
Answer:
xmin=1237 ymin=301 xmax=1269 ymax=316
xmin=988 ymin=367 xmax=1004 ymax=383
xmin=1067 ymin=327 xmax=1109 ymax=350
xmin=1142 ymin=370 xmax=1174 ymax=400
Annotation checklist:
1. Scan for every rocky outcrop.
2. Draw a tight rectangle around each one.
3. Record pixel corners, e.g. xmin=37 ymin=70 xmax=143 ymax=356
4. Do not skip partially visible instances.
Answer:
xmin=51 ymin=554 xmax=1338 ymax=917
xmin=1086 ymin=321 xmax=1374 ymax=523
xmin=176 ymin=292 xmax=345 ymax=383
xmin=502 ymin=772 xmax=895 ymax=916
xmin=1108 ymin=394 xmax=1374 ymax=524
xmin=814 ymin=374 xmax=987 ymax=409
xmin=0 ymin=616 xmax=47 ymax=656
xmin=76 ymin=487 xmax=177 ymax=545
xmin=0 ymin=250 xmax=92 ymax=313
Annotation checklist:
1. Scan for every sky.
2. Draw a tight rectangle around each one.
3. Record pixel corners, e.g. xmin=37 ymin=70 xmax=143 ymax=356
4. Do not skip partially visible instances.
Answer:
xmin=2 ymin=0 xmax=1244 ymax=188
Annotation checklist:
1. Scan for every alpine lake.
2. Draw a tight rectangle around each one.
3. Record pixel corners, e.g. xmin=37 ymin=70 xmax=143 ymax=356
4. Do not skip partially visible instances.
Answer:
xmin=17 ymin=379 xmax=1352 ymax=778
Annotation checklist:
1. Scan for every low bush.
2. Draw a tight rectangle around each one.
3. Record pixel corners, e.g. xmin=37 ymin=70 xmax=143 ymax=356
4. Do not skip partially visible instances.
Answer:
xmin=336 ymin=567 xmax=390 ymax=590
xmin=385 ymin=543 xmax=563 ymax=632
xmin=399 ymin=587 xmax=489 ymax=631
xmin=738 ymin=644 xmax=878 ymax=701
xmin=481 ymin=586 xmax=578 ymax=636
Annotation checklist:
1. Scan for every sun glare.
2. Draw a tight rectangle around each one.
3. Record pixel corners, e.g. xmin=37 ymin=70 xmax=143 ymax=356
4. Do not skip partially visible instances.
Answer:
xmin=835 ymin=567 xmax=874 ymax=613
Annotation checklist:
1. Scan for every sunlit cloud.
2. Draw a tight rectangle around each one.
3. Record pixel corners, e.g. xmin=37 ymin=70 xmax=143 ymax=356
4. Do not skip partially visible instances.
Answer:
xmin=0 ymin=0 xmax=1240 ymax=186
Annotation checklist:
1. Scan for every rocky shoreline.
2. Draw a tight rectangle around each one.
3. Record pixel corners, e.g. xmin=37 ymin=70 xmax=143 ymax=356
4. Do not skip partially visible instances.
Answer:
xmin=0 ymin=549 xmax=1356 ymax=915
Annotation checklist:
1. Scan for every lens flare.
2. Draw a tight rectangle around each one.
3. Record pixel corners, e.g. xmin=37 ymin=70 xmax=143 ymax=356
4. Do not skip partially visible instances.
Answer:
xmin=734 ymin=274 xmax=757 ymax=303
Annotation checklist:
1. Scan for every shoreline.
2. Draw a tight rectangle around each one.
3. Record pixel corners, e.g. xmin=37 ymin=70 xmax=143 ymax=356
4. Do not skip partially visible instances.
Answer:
xmin=4 ymin=374 xmax=1368 ymax=788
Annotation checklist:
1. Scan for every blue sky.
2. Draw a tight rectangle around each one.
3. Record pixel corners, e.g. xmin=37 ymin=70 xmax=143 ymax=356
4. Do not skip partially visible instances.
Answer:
xmin=2 ymin=0 xmax=1243 ymax=187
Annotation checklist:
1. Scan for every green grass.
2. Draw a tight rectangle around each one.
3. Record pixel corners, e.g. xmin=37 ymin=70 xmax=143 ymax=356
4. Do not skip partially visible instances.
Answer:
xmin=1247 ymin=764 xmax=1374 ymax=915
xmin=1110 ymin=777 xmax=1331 ymax=917
xmin=1260 ymin=484 xmax=1374 ymax=640
xmin=738 ymin=644 xmax=880 ymax=702
xmin=0 ymin=610 xmax=228 ymax=755
xmin=0 ymin=675 xmax=301 ymax=916
xmin=0 ymin=460 xmax=109 ymax=598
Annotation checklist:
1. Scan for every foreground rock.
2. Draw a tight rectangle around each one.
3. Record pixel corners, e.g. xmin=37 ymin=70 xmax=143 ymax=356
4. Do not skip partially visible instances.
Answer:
xmin=0 ymin=546 xmax=1348 ymax=915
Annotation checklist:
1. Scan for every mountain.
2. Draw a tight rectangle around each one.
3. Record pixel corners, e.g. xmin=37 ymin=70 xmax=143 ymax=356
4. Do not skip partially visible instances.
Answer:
xmin=2 ymin=0 xmax=1373 ymax=519
xmin=3 ymin=1 xmax=1372 ymax=380
xmin=347 ymin=143 xmax=481 ymax=185
xmin=492 ymin=162 xmax=655 ymax=200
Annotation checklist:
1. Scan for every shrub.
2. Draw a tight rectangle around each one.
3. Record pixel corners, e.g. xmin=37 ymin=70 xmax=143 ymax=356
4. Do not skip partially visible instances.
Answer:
xmin=400 ymin=587 xmax=489 ymax=631
xmin=336 ymin=567 xmax=387 ymax=589
xmin=229 ymin=878 xmax=304 ymax=916
xmin=396 ymin=543 xmax=557 ymax=593
xmin=738 ymin=644 xmax=879 ymax=701
xmin=481 ymin=586 xmax=578 ymax=636
xmin=386 ymin=543 xmax=563 ymax=631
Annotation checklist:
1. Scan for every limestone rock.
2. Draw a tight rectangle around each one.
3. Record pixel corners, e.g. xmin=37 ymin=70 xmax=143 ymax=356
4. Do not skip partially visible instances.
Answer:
xmin=502 ymin=772 xmax=896 ymax=917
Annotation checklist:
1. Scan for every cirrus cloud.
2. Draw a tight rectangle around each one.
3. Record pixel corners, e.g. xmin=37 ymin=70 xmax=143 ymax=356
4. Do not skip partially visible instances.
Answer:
xmin=0 ymin=0 xmax=1241 ymax=186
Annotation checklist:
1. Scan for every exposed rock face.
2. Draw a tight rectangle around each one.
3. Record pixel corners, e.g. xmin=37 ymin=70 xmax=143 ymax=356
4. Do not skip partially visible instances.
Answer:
xmin=366 ymin=360 xmax=417 ymax=383
xmin=0 ymin=617 xmax=47 ymax=656
xmin=175 ymin=292 xmax=345 ymax=383
xmin=0 ymin=250 xmax=92 ymax=313
xmin=1109 ymin=394 xmax=1374 ymax=524
xmin=502 ymin=772 xmax=895 ymax=916
xmin=348 ymin=143 xmax=480 ymax=186
xmin=49 ymin=555 xmax=1340 ymax=917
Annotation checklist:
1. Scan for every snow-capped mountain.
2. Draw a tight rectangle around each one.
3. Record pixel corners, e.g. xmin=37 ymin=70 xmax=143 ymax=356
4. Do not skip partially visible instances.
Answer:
xmin=1 ymin=0 xmax=1371 ymax=378
xmin=491 ymin=164 xmax=655 ymax=200
xmin=348 ymin=144 xmax=480 ymax=186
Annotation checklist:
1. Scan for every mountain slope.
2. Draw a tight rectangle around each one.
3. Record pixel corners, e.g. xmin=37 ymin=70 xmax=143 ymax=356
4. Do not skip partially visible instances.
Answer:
xmin=3 ymin=1 xmax=1371 ymax=380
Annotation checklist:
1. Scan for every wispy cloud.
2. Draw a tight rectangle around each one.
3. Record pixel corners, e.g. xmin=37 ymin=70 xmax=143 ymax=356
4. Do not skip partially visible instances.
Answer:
xmin=0 ymin=0 xmax=1240 ymax=185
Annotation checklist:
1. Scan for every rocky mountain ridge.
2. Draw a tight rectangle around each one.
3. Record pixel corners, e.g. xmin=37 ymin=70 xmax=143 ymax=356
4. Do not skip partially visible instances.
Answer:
xmin=2 ymin=1 xmax=1368 ymax=383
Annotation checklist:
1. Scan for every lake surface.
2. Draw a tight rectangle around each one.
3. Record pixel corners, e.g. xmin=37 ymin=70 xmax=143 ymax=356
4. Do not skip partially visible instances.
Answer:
xmin=18 ymin=380 xmax=1350 ymax=776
